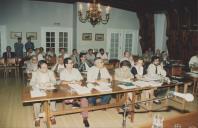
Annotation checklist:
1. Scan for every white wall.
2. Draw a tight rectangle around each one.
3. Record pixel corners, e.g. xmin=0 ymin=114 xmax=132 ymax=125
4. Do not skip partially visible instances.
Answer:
xmin=0 ymin=0 xmax=73 ymax=52
xmin=0 ymin=0 xmax=139 ymax=54
xmin=76 ymin=3 xmax=139 ymax=52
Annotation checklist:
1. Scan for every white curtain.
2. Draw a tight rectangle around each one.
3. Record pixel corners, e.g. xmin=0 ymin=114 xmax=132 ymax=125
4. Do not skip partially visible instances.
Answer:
xmin=154 ymin=14 xmax=168 ymax=52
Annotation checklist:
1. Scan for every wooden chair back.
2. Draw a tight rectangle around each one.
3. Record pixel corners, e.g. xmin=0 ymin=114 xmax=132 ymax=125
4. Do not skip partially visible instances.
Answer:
xmin=6 ymin=58 xmax=16 ymax=65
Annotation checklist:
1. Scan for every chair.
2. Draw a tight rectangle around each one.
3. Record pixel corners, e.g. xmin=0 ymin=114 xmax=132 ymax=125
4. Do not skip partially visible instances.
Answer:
xmin=0 ymin=58 xmax=6 ymax=77
xmin=5 ymin=58 xmax=19 ymax=77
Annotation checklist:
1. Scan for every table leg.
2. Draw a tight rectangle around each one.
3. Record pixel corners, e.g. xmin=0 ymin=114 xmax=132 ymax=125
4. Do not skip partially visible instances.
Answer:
xmin=43 ymin=101 xmax=51 ymax=128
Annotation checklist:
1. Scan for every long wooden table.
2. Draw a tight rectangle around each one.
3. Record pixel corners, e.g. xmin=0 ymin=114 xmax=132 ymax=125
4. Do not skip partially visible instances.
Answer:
xmin=21 ymin=81 xmax=188 ymax=128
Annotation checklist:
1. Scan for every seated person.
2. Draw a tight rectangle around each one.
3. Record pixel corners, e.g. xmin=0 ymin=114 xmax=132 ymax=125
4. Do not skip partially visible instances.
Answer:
xmin=147 ymin=56 xmax=166 ymax=79
xmin=189 ymin=52 xmax=198 ymax=70
xmin=51 ymin=55 xmax=65 ymax=76
xmin=40 ymin=47 xmax=46 ymax=58
xmin=120 ymin=51 xmax=135 ymax=67
xmin=35 ymin=48 xmax=44 ymax=61
xmin=59 ymin=48 xmax=70 ymax=59
xmin=86 ymin=49 xmax=96 ymax=65
xmin=25 ymin=48 xmax=35 ymax=59
xmin=3 ymin=46 xmax=15 ymax=61
xmin=146 ymin=56 xmax=167 ymax=104
xmin=115 ymin=60 xmax=134 ymax=81
xmin=78 ymin=53 xmax=92 ymax=72
xmin=26 ymin=55 xmax=38 ymax=73
xmin=70 ymin=49 xmax=80 ymax=68
xmin=29 ymin=60 xmax=56 ymax=127
xmin=96 ymin=48 xmax=108 ymax=62
xmin=131 ymin=57 xmax=146 ymax=79
xmin=87 ymin=58 xmax=112 ymax=105
xmin=115 ymin=60 xmax=135 ymax=108
xmin=60 ymin=58 xmax=89 ymax=127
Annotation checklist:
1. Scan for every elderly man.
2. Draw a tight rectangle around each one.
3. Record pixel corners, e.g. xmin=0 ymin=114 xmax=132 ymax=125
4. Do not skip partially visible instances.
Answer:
xmin=87 ymin=58 xmax=112 ymax=106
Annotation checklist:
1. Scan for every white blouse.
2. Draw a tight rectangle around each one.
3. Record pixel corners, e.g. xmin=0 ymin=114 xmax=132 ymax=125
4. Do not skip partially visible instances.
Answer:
xmin=60 ymin=68 xmax=83 ymax=81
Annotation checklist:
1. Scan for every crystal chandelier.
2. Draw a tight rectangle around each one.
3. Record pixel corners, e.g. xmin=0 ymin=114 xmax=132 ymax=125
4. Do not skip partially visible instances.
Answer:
xmin=78 ymin=0 xmax=110 ymax=27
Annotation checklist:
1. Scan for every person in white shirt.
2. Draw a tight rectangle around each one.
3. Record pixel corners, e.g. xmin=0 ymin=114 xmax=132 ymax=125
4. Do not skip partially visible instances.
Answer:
xmin=51 ymin=55 xmax=65 ymax=76
xmin=96 ymin=48 xmax=108 ymax=60
xmin=87 ymin=58 xmax=112 ymax=105
xmin=115 ymin=60 xmax=134 ymax=81
xmin=146 ymin=56 xmax=167 ymax=104
xmin=147 ymin=56 xmax=166 ymax=78
xmin=189 ymin=52 xmax=198 ymax=68
xmin=35 ymin=48 xmax=44 ymax=61
xmin=29 ymin=60 xmax=56 ymax=127
xmin=120 ymin=51 xmax=134 ymax=67
xmin=60 ymin=58 xmax=89 ymax=127
xmin=26 ymin=55 xmax=38 ymax=73
xmin=86 ymin=49 xmax=96 ymax=65
xmin=59 ymin=48 xmax=70 ymax=59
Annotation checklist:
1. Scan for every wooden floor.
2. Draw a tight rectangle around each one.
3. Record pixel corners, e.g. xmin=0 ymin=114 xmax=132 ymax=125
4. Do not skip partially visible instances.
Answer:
xmin=0 ymin=75 xmax=198 ymax=128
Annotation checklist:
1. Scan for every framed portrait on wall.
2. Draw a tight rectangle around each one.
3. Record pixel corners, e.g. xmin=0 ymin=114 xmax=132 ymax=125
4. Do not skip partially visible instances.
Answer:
xmin=82 ymin=33 xmax=92 ymax=41
xmin=95 ymin=34 xmax=104 ymax=41
xmin=26 ymin=32 xmax=37 ymax=40
xmin=10 ymin=32 xmax=22 ymax=39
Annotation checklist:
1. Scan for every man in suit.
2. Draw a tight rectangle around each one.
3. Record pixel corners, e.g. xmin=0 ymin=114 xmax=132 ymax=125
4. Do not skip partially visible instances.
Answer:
xmin=3 ymin=46 xmax=15 ymax=60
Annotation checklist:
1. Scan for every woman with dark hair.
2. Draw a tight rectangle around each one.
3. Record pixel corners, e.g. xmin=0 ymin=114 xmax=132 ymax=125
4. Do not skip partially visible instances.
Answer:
xmin=115 ymin=60 xmax=134 ymax=81
xmin=30 ymin=60 xmax=56 ymax=127
xmin=131 ymin=57 xmax=146 ymax=79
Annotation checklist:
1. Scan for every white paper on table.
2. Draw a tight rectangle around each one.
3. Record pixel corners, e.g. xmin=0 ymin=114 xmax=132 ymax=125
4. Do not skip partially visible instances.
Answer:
xmin=186 ymin=72 xmax=198 ymax=78
xmin=132 ymin=80 xmax=162 ymax=87
xmin=94 ymin=85 xmax=112 ymax=92
xmin=132 ymin=81 xmax=150 ymax=87
xmin=117 ymin=84 xmax=137 ymax=89
xmin=147 ymin=81 xmax=162 ymax=87
xmin=68 ymin=84 xmax=91 ymax=94
xmin=30 ymin=89 xmax=46 ymax=98
xmin=96 ymin=82 xmax=111 ymax=86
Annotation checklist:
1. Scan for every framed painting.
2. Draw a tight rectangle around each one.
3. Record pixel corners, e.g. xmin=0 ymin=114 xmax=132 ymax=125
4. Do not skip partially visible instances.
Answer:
xmin=82 ymin=33 xmax=92 ymax=41
xmin=95 ymin=34 xmax=104 ymax=41
xmin=10 ymin=32 xmax=22 ymax=39
xmin=26 ymin=32 xmax=37 ymax=40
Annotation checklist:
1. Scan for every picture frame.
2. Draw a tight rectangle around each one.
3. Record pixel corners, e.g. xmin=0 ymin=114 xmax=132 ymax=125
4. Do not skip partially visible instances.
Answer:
xmin=26 ymin=32 xmax=37 ymax=40
xmin=82 ymin=33 xmax=92 ymax=41
xmin=10 ymin=32 xmax=22 ymax=39
xmin=95 ymin=34 xmax=104 ymax=41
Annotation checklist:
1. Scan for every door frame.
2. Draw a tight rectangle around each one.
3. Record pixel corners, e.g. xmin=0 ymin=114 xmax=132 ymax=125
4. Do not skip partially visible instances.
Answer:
xmin=0 ymin=25 xmax=7 ymax=56
xmin=41 ymin=27 xmax=73 ymax=55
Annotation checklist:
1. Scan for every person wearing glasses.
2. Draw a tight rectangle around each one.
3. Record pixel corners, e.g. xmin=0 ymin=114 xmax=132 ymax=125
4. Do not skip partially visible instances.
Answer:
xmin=87 ymin=58 xmax=112 ymax=106
xmin=29 ymin=60 xmax=56 ymax=127
xmin=60 ymin=58 xmax=90 ymax=127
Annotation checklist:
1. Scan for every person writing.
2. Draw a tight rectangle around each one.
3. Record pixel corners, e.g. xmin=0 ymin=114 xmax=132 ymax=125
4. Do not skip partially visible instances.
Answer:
xmin=29 ymin=60 xmax=56 ymax=127
xmin=87 ymin=58 xmax=112 ymax=106
xmin=60 ymin=58 xmax=90 ymax=127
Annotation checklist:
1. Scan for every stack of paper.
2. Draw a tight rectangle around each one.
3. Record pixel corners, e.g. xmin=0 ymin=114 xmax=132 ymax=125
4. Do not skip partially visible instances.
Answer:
xmin=30 ymin=90 xmax=46 ymax=98
xmin=132 ymin=80 xmax=162 ymax=88
xmin=68 ymin=84 xmax=91 ymax=95
xmin=94 ymin=85 xmax=112 ymax=92
xmin=132 ymin=81 xmax=150 ymax=87
xmin=147 ymin=81 xmax=162 ymax=87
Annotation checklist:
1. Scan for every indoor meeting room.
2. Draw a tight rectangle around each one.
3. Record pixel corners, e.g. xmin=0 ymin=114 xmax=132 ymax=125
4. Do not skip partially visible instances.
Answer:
xmin=0 ymin=0 xmax=197 ymax=128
